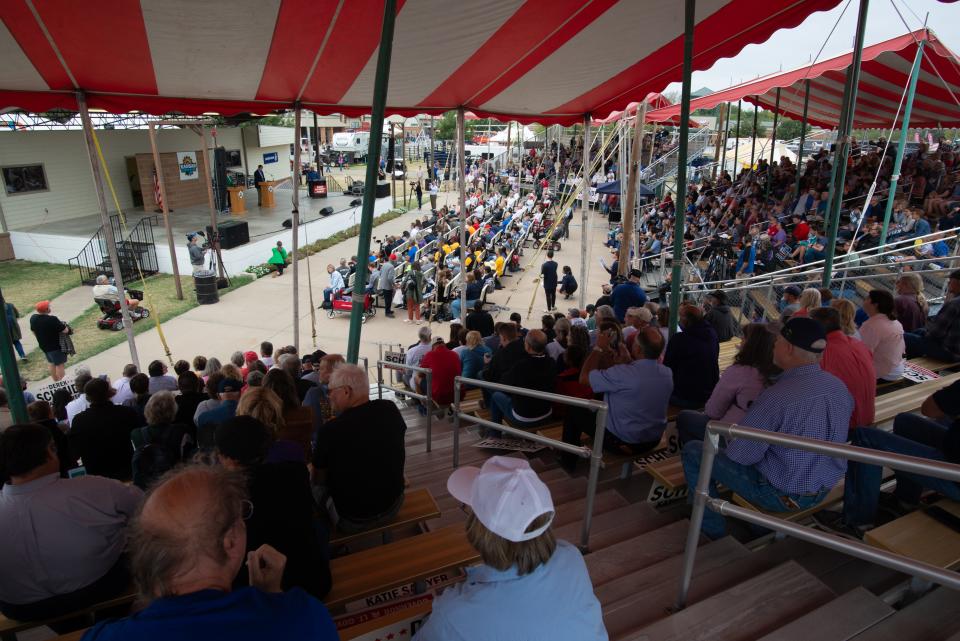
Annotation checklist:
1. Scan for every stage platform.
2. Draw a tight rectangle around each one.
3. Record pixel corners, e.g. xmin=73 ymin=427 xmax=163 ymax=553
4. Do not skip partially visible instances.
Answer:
xmin=10 ymin=185 xmax=402 ymax=278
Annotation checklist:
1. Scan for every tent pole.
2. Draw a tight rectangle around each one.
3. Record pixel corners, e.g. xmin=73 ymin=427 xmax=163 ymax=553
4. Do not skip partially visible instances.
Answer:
xmin=391 ymin=122 xmax=397 ymax=209
xmin=766 ymin=88 xmax=781 ymax=200
xmin=794 ymin=79 xmax=811 ymax=199
xmin=198 ymin=127 xmax=225 ymax=282
xmin=733 ymin=99 xmax=742 ymax=178
xmin=712 ymin=103 xmax=726 ymax=180
xmin=881 ymin=37 xmax=925 ymax=246
xmin=314 ymin=112 xmax=321 ymax=170
xmin=147 ymin=123 xmax=184 ymax=300
xmin=619 ymin=101 xmax=646 ymax=276
xmin=346 ymin=0 xmax=396 ymax=363
xmin=291 ymin=107 xmax=302 ymax=354
xmin=668 ymin=0 xmax=695 ymax=338
xmin=457 ymin=108 xmax=468 ymax=325
xmin=823 ymin=0 xmax=869 ymax=289
xmin=78 ymin=92 xmax=140 ymax=369
xmin=579 ymin=114 xmax=591 ymax=308
xmin=429 ymin=116 xmax=435 ymax=184
xmin=749 ymin=100 xmax=759 ymax=169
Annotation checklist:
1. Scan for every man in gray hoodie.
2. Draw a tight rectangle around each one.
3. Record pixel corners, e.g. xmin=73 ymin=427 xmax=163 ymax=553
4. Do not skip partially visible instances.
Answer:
xmin=378 ymin=258 xmax=397 ymax=318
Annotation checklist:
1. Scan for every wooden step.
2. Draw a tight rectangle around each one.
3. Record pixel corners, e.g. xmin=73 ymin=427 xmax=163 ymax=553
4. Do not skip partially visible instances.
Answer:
xmin=873 ymin=372 xmax=960 ymax=425
xmin=553 ymin=501 xmax=678 ymax=551
xmin=329 ymin=488 xmax=440 ymax=546
xmin=849 ymin=587 xmax=960 ymax=640
xmin=552 ymin=489 xmax=630 ymax=528
xmin=620 ymin=561 xmax=835 ymax=641
xmin=585 ymin=519 xmax=692 ymax=586
xmin=864 ymin=500 xmax=960 ymax=570
xmin=755 ymin=587 xmax=893 ymax=641
xmin=646 ymin=456 xmax=685 ymax=489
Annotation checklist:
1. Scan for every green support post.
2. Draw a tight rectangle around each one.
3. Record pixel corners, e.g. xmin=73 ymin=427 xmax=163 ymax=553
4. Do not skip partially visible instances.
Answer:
xmin=0 ymin=288 xmax=28 ymax=424
xmin=794 ymin=79 xmax=811 ymax=199
xmin=668 ymin=0 xmax=696 ymax=337
xmin=823 ymin=0 xmax=869 ymax=289
xmin=732 ymin=99 xmax=741 ymax=177
xmin=881 ymin=37 xmax=925 ymax=246
xmin=766 ymin=88 xmax=780 ymax=200
xmin=749 ymin=99 xmax=759 ymax=169
xmin=346 ymin=0 xmax=396 ymax=364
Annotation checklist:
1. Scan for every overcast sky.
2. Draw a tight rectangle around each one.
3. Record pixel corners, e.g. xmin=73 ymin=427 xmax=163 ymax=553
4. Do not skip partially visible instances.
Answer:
xmin=663 ymin=0 xmax=959 ymax=96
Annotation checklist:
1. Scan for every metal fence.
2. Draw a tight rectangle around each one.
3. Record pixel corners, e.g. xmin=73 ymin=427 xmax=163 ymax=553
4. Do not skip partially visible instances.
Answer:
xmin=677 ymin=420 xmax=960 ymax=610
xmin=376 ymin=360 xmax=435 ymax=453
xmin=450 ymin=376 xmax=609 ymax=550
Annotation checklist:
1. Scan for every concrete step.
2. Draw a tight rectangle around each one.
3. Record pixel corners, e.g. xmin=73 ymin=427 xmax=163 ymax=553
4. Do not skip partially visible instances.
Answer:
xmin=620 ymin=561 xmax=835 ymax=641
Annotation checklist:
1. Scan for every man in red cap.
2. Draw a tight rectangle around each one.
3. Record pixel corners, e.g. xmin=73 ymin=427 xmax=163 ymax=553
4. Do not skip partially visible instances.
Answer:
xmin=29 ymin=301 xmax=70 ymax=381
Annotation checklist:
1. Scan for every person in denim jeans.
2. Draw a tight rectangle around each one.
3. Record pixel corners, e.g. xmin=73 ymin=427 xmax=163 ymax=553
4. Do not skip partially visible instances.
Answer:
xmin=840 ymin=381 xmax=960 ymax=531
xmin=682 ymin=318 xmax=853 ymax=539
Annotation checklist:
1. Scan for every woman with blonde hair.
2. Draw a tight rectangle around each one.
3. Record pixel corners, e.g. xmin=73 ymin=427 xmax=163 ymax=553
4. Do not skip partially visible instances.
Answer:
xmin=894 ymin=273 xmax=928 ymax=332
xmin=459 ymin=330 xmax=492 ymax=386
xmin=830 ymin=298 xmax=861 ymax=339
xmin=792 ymin=288 xmax=821 ymax=318
xmin=237 ymin=387 xmax=285 ymax=435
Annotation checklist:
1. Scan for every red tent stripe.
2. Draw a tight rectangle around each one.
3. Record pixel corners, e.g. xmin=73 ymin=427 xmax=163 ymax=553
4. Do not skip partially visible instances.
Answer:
xmin=549 ymin=0 xmax=841 ymax=117
xmin=255 ymin=0 xmax=342 ymax=102
xmin=299 ymin=0 xmax=407 ymax=105
xmin=1 ymin=0 xmax=73 ymax=90
xmin=461 ymin=0 xmax=617 ymax=109
xmin=34 ymin=0 xmax=157 ymax=96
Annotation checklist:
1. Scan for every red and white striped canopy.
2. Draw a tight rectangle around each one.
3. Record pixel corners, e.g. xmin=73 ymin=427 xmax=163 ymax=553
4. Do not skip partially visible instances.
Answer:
xmin=646 ymin=29 xmax=960 ymax=130
xmin=0 ymin=0 xmax=843 ymax=124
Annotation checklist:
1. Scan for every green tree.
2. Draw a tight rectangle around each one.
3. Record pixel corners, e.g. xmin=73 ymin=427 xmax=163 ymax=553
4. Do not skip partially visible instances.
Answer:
xmin=434 ymin=111 xmax=475 ymax=141
xmin=729 ymin=114 xmax=766 ymax=139
xmin=774 ymin=117 xmax=810 ymax=141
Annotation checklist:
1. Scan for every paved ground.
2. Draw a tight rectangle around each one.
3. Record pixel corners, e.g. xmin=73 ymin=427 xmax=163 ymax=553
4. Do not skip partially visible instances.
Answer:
xmin=25 ymin=194 xmax=614 ymax=394
xmin=17 ymin=286 xmax=96 ymax=356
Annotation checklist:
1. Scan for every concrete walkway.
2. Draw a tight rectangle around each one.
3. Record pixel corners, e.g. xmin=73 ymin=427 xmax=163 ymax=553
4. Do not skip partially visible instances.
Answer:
xmin=17 ymin=285 xmax=98 ymax=355
xmin=25 ymin=199 xmax=613 ymax=393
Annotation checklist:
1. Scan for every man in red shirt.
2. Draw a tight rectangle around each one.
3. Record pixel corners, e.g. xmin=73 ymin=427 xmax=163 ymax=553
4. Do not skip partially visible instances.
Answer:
xmin=418 ymin=337 xmax=462 ymax=413
xmin=810 ymin=307 xmax=876 ymax=428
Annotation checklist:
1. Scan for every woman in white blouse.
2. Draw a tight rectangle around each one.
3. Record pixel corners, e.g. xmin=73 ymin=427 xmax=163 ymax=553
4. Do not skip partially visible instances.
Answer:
xmin=859 ymin=289 xmax=906 ymax=382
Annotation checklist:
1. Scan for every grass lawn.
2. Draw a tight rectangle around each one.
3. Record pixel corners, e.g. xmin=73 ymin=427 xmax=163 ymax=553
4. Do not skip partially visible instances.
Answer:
xmin=18 ymin=272 xmax=253 ymax=381
xmin=0 ymin=260 xmax=80 ymax=313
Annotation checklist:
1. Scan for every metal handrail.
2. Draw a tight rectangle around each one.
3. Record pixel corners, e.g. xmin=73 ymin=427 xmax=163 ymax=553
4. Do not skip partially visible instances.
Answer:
xmin=677 ymin=420 xmax=960 ymax=610
xmin=682 ymin=228 xmax=958 ymax=292
xmin=451 ymin=375 xmax=609 ymax=551
xmin=376 ymin=359 xmax=434 ymax=453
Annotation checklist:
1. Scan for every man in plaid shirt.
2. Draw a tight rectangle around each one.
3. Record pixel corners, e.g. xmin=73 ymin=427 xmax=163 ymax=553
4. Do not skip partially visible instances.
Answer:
xmin=904 ymin=269 xmax=960 ymax=362
xmin=682 ymin=318 xmax=854 ymax=539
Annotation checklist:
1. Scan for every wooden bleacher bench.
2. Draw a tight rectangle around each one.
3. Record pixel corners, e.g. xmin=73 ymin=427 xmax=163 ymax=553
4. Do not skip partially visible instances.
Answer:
xmin=647 ymin=456 xmax=686 ymax=490
xmin=873 ymin=371 xmax=960 ymax=426
xmin=749 ymin=290 xmax=781 ymax=322
xmin=329 ymin=488 xmax=441 ymax=546
xmin=864 ymin=500 xmax=960 ymax=569
xmin=730 ymin=482 xmax=845 ymax=521
xmin=0 ymin=593 xmax=134 ymax=641
xmin=325 ymin=524 xmax=479 ymax=611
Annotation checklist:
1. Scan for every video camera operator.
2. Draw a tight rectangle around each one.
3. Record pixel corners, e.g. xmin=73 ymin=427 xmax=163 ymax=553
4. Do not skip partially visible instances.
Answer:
xmin=187 ymin=233 xmax=209 ymax=275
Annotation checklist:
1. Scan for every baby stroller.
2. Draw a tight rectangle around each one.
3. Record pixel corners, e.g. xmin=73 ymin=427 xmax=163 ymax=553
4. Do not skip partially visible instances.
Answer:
xmin=327 ymin=289 xmax=377 ymax=323
xmin=95 ymin=289 xmax=150 ymax=331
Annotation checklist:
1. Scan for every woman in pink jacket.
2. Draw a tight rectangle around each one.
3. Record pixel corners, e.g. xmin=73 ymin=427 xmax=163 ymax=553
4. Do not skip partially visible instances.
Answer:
xmin=859 ymin=290 xmax=905 ymax=382
xmin=677 ymin=322 xmax=780 ymax=444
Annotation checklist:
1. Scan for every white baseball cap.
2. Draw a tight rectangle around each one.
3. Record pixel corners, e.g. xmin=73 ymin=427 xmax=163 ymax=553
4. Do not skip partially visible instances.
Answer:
xmin=447 ymin=456 xmax=555 ymax=543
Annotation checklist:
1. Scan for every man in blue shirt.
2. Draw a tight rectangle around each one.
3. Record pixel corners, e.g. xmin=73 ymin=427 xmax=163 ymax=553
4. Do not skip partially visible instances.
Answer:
xmin=82 ymin=465 xmax=338 ymax=641
xmin=581 ymin=327 xmax=673 ymax=454
xmin=609 ymin=269 xmax=647 ymax=322
xmin=681 ymin=318 xmax=854 ymax=539
xmin=415 ymin=457 xmax=606 ymax=640
xmin=196 ymin=378 xmax=241 ymax=448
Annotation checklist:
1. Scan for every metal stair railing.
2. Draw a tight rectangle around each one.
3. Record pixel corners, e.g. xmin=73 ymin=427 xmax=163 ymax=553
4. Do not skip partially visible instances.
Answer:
xmin=68 ymin=214 xmax=160 ymax=286
xmin=642 ymin=127 xmax=713 ymax=190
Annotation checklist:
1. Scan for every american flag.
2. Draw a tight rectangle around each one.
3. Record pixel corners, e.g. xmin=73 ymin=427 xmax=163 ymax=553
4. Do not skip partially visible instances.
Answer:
xmin=153 ymin=169 xmax=163 ymax=210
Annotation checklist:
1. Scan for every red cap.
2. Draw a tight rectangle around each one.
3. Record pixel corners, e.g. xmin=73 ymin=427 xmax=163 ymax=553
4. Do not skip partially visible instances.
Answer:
xmin=35 ymin=301 xmax=50 ymax=313
xmin=244 ymin=351 xmax=258 ymax=362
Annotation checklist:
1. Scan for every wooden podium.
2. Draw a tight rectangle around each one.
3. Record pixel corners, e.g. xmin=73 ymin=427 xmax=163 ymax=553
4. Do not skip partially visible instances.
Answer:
xmin=227 ymin=186 xmax=246 ymax=214
xmin=258 ymin=181 xmax=281 ymax=208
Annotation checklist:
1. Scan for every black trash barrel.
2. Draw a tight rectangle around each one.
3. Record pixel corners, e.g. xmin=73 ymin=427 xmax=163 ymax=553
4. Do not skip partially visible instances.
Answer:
xmin=194 ymin=269 xmax=219 ymax=305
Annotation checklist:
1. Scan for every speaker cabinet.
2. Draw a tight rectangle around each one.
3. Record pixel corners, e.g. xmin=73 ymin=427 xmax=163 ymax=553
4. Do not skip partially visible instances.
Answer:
xmin=207 ymin=219 xmax=249 ymax=249
xmin=375 ymin=181 xmax=391 ymax=198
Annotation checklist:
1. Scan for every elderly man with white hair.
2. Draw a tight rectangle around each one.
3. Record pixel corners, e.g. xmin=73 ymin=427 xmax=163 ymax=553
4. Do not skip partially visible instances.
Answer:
xmin=312 ymin=364 xmax=407 ymax=534
xmin=403 ymin=325 xmax=433 ymax=390
xmin=92 ymin=274 xmax=141 ymax=309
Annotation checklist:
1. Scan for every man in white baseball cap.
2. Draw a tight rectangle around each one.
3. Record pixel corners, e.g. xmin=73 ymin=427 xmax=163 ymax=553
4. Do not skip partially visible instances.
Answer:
xmin=414 ymin=456 xmax=607 ymax=640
